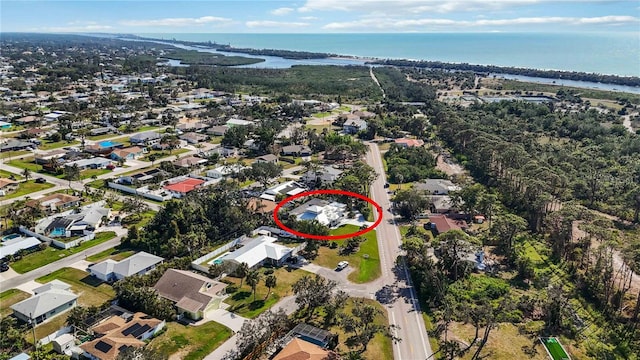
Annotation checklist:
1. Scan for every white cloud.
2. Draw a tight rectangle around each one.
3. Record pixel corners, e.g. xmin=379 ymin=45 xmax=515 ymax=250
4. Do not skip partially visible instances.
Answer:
xmin=300 ymin=0 xmax=621 ymax=14
xmin=246 ymin=20 xmax=311 ymax=28
xmin=39 ymin=24 xmax=113 ymax=32
xmin=271 ymin=7 xmax=295 ymax=16
xmin=300 ymin=16 xmax=319 ymax=20
xmin=120 ymin=16 xmax=231 ymax=27
xmin=323 ymin=15 xmax=640 ymax=30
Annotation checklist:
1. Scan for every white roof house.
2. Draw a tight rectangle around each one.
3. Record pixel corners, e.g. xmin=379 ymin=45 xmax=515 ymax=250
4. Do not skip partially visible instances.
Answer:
xmin=218 ymin=235 xmax=293 ymax=269
xmin=296 ymin=201 xmax=348 ymax=227
xmin=11 ymin=281 xmax=77 ymax=324
xmin=206 ymin=165 xmax=247 ymax=179
xmin=0 ymin=236 xmax=41 ymax=258
xmin=414 ymin=179 xmax=461 ymax=195
xmin=260 ymin=181 xmax=306 ymax=202
xmin=226 ymin=118 xmax=253 ymax=127
xmin=90 ymin=251 xmax=164 ymax=282
xmin=33 ymin=279 xmax=71 ymax=294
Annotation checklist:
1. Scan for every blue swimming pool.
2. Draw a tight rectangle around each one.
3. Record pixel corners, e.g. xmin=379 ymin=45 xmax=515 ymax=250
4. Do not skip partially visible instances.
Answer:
xmin=50 ymin=228 xmax=66 ymax=237
xmin=99 ymin=140 xmax=116 ymax=148
xmin=1 ymin=234 xmax=21 ymax=242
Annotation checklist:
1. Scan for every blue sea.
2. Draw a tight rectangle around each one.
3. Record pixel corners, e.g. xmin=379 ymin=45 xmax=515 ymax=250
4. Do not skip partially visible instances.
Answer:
xmin=140 ymin=32 xmax=640 ymax=77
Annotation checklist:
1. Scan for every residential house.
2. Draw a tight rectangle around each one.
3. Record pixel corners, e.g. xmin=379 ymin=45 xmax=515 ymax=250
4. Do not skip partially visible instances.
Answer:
xmin=353 ymin=110 xmax=376 ymax=119
xmin=89 ymin=127 xmax=116 ymax=136
xmin=65 ymin=157 xmax=112 ymax=170
xmin=207 ymin=125 xmax=228 ymax=136
xmin=273 ymin=339 xmax=332 ymax=360
xmin=342 ymin=116 xmax=367 ymax=134
xmin=302 ymin=166 xmax=343 ymax=185
xmin=289 ymin=199 xmax=348 ymax=228
xmin=129 ymin=131 xmax=161 ymax=146
xmin=281 ymin=145 xmax=312 ymax=157
xmin=163 ymin=178 xmax=205 ymax=198
xmin=85 ymin=141 xmax=124 ymax=155
xmin=414 ymin=179 xmax=461 ymax=195
xmin=0 ymin=178 xmax=19 ymax=196
xmin=243 ymin=139 xmax=260 ymax=151
xmin=0 ymin=236 xmax=41 ymax=259
xmin=90 ymin=251 xmax=164 ymax=282
xmin=215 ymin=146 xmax=239 ymax=158
xmin=429 ymin=195 xmax=457 ymax=214
xmin=427 ymin=214 xmax=468 ymax=235
xmin=110 ymin=146 xmax=144 ymax=161
xmin=206 ymin=164 xmax=246 ymax=179
xmin=43 ymin=111 xmax=66 ymax=122
xmin=37 ymin=203 xmax=110 ymax=238
xmin=26 ymin=193 xmax=81 ymax=214
xmin=34 ymin=149 xmax=67 ymax=165
xmin=1 ymin=139 xmax=34 ymax=152
xmin=172 ymin=156 xmax=207 ymax=169
xmin=260 ymin=180 xmax=306 ymax=202
xmin=179 ymin=132 xmax=208 ymax=144
xmin=394 ymin=138 xmax=425 ymax=148
xmin=255 ymin=154 xmax=278 ymax=164
xmin=15 ymin=115 xmax=40 ymax=126
xmin=11 ymin=280 xmax=77 ymax=324
xmin=216 ymin=235 xmax=294 ymax=269
xmin=177 ymin=122 xmax=209 ymax=133
xmin=154 ymin=269 xmax=227 ymax=320
xmin=80 ymin=312 xmax=165 ymax=360
xmin=226 ymin=118 xmax=253 ymax=127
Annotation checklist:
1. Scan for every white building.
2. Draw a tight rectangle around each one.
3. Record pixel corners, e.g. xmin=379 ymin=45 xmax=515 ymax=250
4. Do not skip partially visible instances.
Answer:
xmin=213 ymin=235 xmax=293 ymax=269
xmin=260 ymin=181 xmax=306 ymax=202
xmin=206 ymin=165 xmax=246 ymax=179
xmin=90 ymin=252 xmax=164 ymax=282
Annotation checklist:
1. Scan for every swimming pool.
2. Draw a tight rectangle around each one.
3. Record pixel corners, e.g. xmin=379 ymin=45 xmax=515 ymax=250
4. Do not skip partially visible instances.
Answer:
xmin=99 ymin=140 xmax=117 ymax=148
xmin=1 ymin=234 xmax=21 ymax=242
xmin=49 ymin=228 xmax=66 ymax=237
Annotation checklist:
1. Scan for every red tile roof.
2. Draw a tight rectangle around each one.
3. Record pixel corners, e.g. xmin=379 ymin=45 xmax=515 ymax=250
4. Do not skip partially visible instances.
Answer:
xmin=395 ymin=138 xmax=424 ymax=147
xmin=163 ymin=178 xmax=205 ymax=194
xmin=429 ymin=214 xmax=467 ymax=233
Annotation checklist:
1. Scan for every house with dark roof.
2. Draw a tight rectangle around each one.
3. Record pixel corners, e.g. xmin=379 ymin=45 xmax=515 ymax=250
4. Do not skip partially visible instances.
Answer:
xmin=11 ymin=280 xmax=77 ymax=324
xmin=90 ymin=252 xmax=164 ymax=282
xmin=80 ymin=312 xmax=165 ymax=360
xmin=281 ymin=145 xmax=312 ymax=157
xmin=342 ymin=116 xmax=368 ymax=134
xmin=153 ymin=269 xmax=227 ymax=320
xmin=25 ymin=193 xmax=81 ymax=214
xmin=255 ymin=154 xmax=278 ymax=164
xmin=35 ymin=203 xmax=110 ymax=238
xmin=179 ymin=132 xmax=208 ymax=144
xmin=207 ymin=125 xmax=229 ymax=136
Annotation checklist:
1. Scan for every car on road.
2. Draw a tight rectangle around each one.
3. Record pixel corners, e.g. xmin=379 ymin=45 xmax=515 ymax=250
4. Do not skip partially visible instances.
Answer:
xmin=35 ymin=178 xmax=47 ymax=183
xmin=0 ymin=262 xmax=9 ymax=272
xmin=336 ymin=261 xmax=349 ymax=271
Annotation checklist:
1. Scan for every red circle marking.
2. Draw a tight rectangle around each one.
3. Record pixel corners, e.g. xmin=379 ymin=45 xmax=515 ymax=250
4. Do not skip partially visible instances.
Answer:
xmin=273 ymin=189 xmax=383 ymax=241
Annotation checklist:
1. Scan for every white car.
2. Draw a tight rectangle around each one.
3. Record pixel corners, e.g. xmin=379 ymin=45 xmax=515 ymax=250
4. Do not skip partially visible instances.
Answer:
xmin=337 ymin=261 xmax=349 ymax=271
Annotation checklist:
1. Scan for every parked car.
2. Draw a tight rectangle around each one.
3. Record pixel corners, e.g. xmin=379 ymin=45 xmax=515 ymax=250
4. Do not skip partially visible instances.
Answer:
xmin=384 ymin=183 xmax=390 ymax=188
xmin=336 ymin=261 xmax=349 ymax=271
xmin=0 ymin=262 xmax=9 ymax=272
xmin=35 ymin=178 xmax=46 ymax=183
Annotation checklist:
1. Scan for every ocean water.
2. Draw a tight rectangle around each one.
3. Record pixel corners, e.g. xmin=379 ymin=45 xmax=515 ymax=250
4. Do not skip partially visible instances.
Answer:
xmin=139 ymin=32 xmax=640 ymax=77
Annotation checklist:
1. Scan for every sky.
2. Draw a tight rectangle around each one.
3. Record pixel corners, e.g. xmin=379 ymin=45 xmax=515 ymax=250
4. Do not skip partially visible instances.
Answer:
xmin=1 ymin=0 xmax=639 ymax=33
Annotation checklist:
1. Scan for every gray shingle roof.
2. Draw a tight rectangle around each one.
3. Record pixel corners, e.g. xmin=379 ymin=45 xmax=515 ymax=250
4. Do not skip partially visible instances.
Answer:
xmin=11 ymin=285 xmax=77 ymax=319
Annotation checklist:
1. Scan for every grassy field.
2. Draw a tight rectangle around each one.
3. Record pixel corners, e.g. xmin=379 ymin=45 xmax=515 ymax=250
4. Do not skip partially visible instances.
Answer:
xmin=1 ymin=180 xmax=54 ymax=199
xmin=542 ymin=337 xmax=571 ymax=360
xmin=141 ymin=148 xmax=189 ymax=161
xmin=0 ymin=150 xmax=30 ymax=159
xmin=148 ymin=321 xmax=232 ymax=360
xmin=328 ymin=298 xmax=394 ymax=360
xmin=39 ymin=140 xmax=80 ymax=151
xmin=10 ymin=231 xmax=117 ymax=274
xmin=223 ymin=267 xmax=310 ymax=318
xmin=0 ymin=289 xmax=31 ymax=317
xmin=80 ymin=168 xmax=112 ymax=180
xmin=314 ymin=225 xmax=381 ymax=283
xmin=448 ymin=322 xmax=548 ymax=360
xmin=7 ymin=157 xmax=40 ymax=172
xmin=0 ymin=169 xmax=22 ymax=179
xmin=36 ymin=267 xmax=115 ymax=307
xmin=86 ymin=246 xmax=135 ymax=262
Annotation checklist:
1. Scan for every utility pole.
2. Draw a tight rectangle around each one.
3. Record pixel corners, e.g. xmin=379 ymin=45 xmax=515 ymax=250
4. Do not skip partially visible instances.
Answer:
xmin=29 ymin=312 xmax=37 ymax=351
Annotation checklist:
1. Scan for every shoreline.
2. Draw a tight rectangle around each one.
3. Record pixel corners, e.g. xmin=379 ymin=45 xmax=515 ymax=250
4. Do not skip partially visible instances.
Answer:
xmin=120 ymin=34 xmax=640 ymax=90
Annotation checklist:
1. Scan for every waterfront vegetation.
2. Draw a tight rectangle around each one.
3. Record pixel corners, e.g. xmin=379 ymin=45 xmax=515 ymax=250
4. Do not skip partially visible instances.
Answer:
xmin=162 ymin=49 xmax=264 ymax=66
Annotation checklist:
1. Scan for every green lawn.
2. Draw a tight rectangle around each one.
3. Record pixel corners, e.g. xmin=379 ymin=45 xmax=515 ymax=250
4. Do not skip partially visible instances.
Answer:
xmin=86 ymin=247 xmax=135 ymax=262
xmin=0 ymin=289 xmax=31 ymax=317
xmin=0 ymin=169 xmax=22 ymax=179
xmin=10 ymin=231 xmax=117 ymax=274
xmin=79 ymin=168 xmax=112 ymax=180
xmin=36 ymin=267 xmax=115 ymax=307
xmin=39 ymin=140 xmax=79 ymax=150
xmin=1 ymin=180 xmax=54 ymax=199
xmin=315 ymin=225 xmax=381 ymax=283
xmin=7 ymin=157 xmax=41 ymax=172
xmin=148 ymin=321 xmax=232 ymax=360
xmin=0 ymin=150 xmax=30 ymax=159
xmin=142 ymin=148 xmax=189 ymax=161
xmin=542 ymin=337 xmax=571 ymax=360
xmin=224 ymin=267 xmax=310 ymax=318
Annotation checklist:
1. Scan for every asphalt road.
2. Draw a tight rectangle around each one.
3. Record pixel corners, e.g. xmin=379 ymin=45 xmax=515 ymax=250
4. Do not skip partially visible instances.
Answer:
xmin=0 ymin=235 xmax=122 ymax=290
xmin=366 ymin=142 xmax=432 ymax=360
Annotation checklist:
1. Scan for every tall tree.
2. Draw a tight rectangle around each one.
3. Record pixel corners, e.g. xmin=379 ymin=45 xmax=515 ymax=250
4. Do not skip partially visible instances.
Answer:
xmin=264 ymin=274 xmax=277 ymax=300
xmin=235 ymin=262 xmax=250 ymax=287
xmin=64 ymin=163 xmax=80 ymax=191
xmin=246 ymin=270 xmax=261 ymax=302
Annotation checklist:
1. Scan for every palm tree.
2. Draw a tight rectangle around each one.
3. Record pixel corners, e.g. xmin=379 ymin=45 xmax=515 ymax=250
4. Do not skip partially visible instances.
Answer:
xmin=235 ymin=262 xmax=250 ymax=287
xmin=246 ymin=270 xmax=261 ymax=302
xmin=265 ymin=274 xmax=277 ymax=300
xmin=148 ymin=154 xmax=158 ymax=166
xmin=21 ymin=168 xmax=31 ymax=182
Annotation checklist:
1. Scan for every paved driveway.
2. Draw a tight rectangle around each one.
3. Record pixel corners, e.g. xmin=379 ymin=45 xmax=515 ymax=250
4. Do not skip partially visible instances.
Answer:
xmin=204 ymin=309 xmax=248 ymax=333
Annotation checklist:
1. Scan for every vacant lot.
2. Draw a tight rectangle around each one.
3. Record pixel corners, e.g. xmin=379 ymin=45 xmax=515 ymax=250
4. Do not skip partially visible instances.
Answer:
xmin=148 ymin=321 xmax=232 ymax=360
xmin=315 ymin=225 xmax=381 ymax=283
xmin=11 ymin=231 xmax=117 ymax=273
xmin=224 ymin=267 xmax=310 ymax=318
xmin=0 ymin=289 xmax=31 ymax=317
xmin=86 ymin=246 xmax=135 ymax=262
xmin=1 ymin=180 xmax=54 ymax=199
